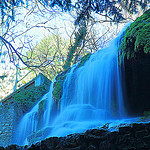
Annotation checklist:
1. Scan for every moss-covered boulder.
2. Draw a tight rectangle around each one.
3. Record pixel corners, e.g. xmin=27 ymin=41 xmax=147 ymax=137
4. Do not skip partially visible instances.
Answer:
xmin=121 ymin=9 xmax=150 ymax=115
xmin=77 ymin=53 xmax=91 ymax=68
xmin=52 ymin=71 xmax=67 ymax=103
xmin=120 ymin=9 xmax=150 ymax=59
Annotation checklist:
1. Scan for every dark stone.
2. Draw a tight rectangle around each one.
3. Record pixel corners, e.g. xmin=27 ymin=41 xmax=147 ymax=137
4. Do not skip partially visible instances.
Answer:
xmin=132 ymin=123 xmax=146 ymax=131
xmin=5 ymin=145 xmax=24 ymax=150
xmin=119 ymin=126 xmax=132 ymax=135
xmin=135 ymin=130 xmax=148 ymax=138
xmin=124 ymin=52 xmax=150 ymax=115
xmin=86 ymin=144 xmax=96 ymax=150
xmin=116 ymin=134 xmax=131 ymax=145
xmin=84 ymin=129 xmax=108 ymax=149
xmin=107 ymin=131 xmax=118 ymax=142
xmin=0 ymin=147 xmax=5 ymax=150
xmin=84 ymin=129 xmax=108 ymax=139
xmin=28 ymin=144 xmax=40 ymax=150
xmin=40 ymin=137 xmax=58 ymax=150
xmin=3 ymin=123 xmax=150 ymax=150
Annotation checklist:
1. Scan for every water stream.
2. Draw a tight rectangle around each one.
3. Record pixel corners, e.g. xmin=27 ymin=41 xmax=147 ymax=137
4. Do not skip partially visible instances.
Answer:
xmin=14 ymin=26 xmax=128 ymax=145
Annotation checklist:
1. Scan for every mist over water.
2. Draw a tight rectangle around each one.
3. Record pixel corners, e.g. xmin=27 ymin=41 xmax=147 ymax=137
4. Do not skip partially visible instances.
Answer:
xmin=14 ymin=26 xmax=127 ymax=146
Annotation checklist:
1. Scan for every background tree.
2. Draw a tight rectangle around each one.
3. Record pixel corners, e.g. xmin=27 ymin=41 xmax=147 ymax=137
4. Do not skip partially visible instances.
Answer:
xmin=0 ymin=0 xmax=149 ymax=99
xmin=0 ymin=1 xmax=65 ymax=98
xmin=1 ymin=0 xmax=149 ymax=69
xmin=25 ymin=34 xmax=69 ymax=80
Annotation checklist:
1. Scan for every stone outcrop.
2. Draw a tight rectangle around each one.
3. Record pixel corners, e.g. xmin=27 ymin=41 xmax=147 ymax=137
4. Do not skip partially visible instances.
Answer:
xmin=0 ymin=103 xmax=15 ymax=147
xmin=2 ymin=122 xmax=150 ymax=150
xmin=120 ymin=9 xmax=150 ymax=116
xmin=124 ymin=51 xmax=150 ymax=115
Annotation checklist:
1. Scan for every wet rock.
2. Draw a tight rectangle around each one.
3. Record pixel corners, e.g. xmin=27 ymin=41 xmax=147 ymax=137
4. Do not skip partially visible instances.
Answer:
xmin=0 ymin=147 xmax=5 ymax=150
xmin=86 ymin=144 xmax=96 ymax=150
xmin=119 ymin=126 xmax=132 ymax=135
xmin=132 ymin=123 xmax=146 ymax=131
xmin=135 ymin=130 xmax=148 ymax=138
xmin=5 ymin=145 xmax=23 ymax=150
xmin=2 ymin=122 xmax=150 ymax=150
xmin=84 ymin=129 xmax=108 ymax=140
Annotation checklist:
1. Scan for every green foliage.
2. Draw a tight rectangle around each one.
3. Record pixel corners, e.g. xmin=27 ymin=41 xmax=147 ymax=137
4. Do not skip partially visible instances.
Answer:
xmin=13 ymin=79 xmax=50 ymax=113
xmin=78 ymin=53 xmax=91 ymax=68
xmin=119 ymin=9 xmax=150 ymax=60
xmin=2 ymin=0 xmax=149 ymax=27
xmin=52 ymin=72 xmax=67 ymax=102
xmin=38 ymin=99 xmax=46 ymax=115
xmin=26 ymin=34 xmax=69 ymax=80
xmin=138 ymin=110 xmax=150 ymax=122
xmin=63 ymin=25 xmax=87 ymax=70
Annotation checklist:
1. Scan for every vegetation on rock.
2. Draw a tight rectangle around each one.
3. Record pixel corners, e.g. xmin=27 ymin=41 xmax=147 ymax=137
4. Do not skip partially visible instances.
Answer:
xmin=52 ymin=72 xmax=68 ymax=103
xmin=52 ymin=52 xmax=92 ymax=104
xmin=13 ymin=78 xmax=50 ymax=113
xmin=138 ymin=111 xmax=150 ymax=122
xmin=38 ymin=99 xmax=46 ymax=115
xmin=77 ymin=53 xmax=91 ymax=68
xmin=119 ymin=9 xmax=150 ymax=60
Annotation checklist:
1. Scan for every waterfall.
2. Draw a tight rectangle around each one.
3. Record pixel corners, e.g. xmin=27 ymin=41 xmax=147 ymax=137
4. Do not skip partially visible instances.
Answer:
xmin=14 ymin=82 xmax=54 ymax=146
xmin=47 ymin=31 xmax=126 ymax=137
xmin=14 ymin=26 xmax=127 ymax=145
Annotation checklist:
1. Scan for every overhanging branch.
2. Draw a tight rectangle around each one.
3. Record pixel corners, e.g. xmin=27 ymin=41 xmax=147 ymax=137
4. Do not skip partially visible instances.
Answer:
xmin=0 ymin=36 xmax=57 ymax=68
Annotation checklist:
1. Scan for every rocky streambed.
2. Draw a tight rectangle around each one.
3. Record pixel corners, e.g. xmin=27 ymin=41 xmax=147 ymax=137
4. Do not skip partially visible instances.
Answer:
xmin=1 ymin=121 xmax=150 ymax=150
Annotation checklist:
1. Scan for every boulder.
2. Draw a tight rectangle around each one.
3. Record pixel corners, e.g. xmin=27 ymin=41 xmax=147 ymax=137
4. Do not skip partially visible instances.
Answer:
xmin=120 ymin=9 xmax=150 ymax=115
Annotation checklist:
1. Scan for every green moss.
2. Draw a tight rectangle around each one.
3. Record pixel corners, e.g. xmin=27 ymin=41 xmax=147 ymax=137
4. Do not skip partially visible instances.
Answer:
xmin=13 ymin=79 xmax=50 ymax=113
xmin=138 ymin=110 xmax=150 ymax=122
xmin=37 ymin=98 xmax=46 ymax=129
xmin=119 ymin=9 xmax=150 ymax=59
xmin=52 ymin=72 xmax=67 ymax=103
xmin=38 ymin=99 xmax=46 ymax=114
xmin=78 ymin=53 xmax=91 ymax=67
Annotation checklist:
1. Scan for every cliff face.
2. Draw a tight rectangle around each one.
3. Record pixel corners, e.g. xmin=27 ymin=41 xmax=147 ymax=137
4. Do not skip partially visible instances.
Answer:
xmin=0 ymin=103 xmax=15 ymax=147
xmin=120 ymin=9 xmax=150 ymax=115
xmin=124 ymin=52 xmax=150 ymax=115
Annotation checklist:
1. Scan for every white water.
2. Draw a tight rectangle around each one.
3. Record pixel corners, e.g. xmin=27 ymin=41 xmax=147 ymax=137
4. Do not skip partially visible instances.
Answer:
xmin=14 ymin=26 xmax=127 ymax=145
xmin=48 ymin=32 xmax=126 ymax=137
xmin=14 ymin=82 xmax=54 ymax=146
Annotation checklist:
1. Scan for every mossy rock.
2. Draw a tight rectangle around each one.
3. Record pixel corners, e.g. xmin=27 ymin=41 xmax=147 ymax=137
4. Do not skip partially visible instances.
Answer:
xmin=138 ymin=111 xmax=150 ymax=122
xmin=78 ymin=53 xmax=91 ymax=68
xmin=38 ymin=99 xmax=46 ymax=115
xmin=119 ymin=9 xmax=150 ymax=59
xmin=52 ymin=72 xmax=67 ymax=103
xmin=13 ymin=78 xmax=51 ymax=114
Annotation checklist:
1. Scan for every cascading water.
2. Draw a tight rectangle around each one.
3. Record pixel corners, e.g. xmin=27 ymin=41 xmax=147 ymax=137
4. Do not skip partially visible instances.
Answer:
xmin=13 ymin=82 xmax=54 ymax=146
xmin=48 ymin=31 xmax=126 ymax=137
xmin=14 ymin=26 xmax=127 ymax=145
